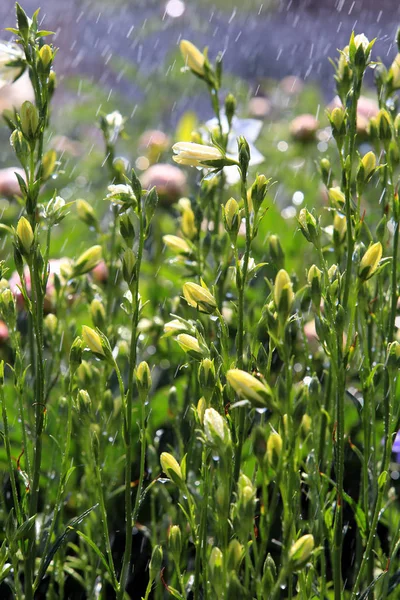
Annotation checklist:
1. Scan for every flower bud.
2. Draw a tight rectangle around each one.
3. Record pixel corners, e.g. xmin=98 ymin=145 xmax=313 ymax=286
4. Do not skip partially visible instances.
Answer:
xmin=78 ymin=389 xmax=91 ymax=411
xmin=39 ymin=45 xmax=53 ymax=70
xmin=163 ymin=234 xmax=192 ymax=256
xmin=329 ymin=107 xmax=346 ymax=143
xmin=76 ymin=199 xmax=98 ymax=230
xmin=387 ymin=341 xmax=400 ymax=369
xmin=267 ymin=431 xmax=282 ymax=470
xmin=203 ymin=407 xmax=231 ymax=450
xmin=20 ymin=101 xmax=39 ymax=141
xmin=377 ymin=109 xmax=392 ymax=141
xmin=268 ymin=234 xmax=285 ymax=270
xmin=10 ymin=129 xmax=29 ymax=164
xmin=274 ymin=269 xmax=294 ymax=321
xmin=0 ymin=288 xmax=16 ymax=328
xmin=181 ymin=205 xmax=197 ymax=240
xmin=172 ymin=142 xmax=225 ymax=168
xmin=225 ymin=93 xmax=236 ymax=125
xmin=298 ymin=208 xmax=319 ymax=245
xmin=69 ymin=336 xmax=84 ymax=370
xmin=198 ymin=358 xmax=216 ymax=395
xmin=42 ymin=149 xmax=57 ymax=180
xmin=197 ymin=396 xmax=206 ymax=425
xmin=223 ymin=197 xmax=240 ymax=239
xmin=168 ymin=525 xmax=182 ymax=560
xmin=122 ymin=248 xmax=137 ymax=287
xmin=238 ymin=136 xmax=250 ymax=177
xmin=289 ymin=534 xmax=314 ymax=569
xmin=333 ymin=213 xmax=347 ymax=245
xmin=182 ymin=281 xmax=217 ymax=314
xmin=48 ymin=71 xmax=57 ymax=95
xmin=249 ymin=174 xmax=270 ymax=213
xmin=82 ymin=325 xmax=105 ymax=357
xmin=227 ymin=539 xmax=244 ymax=572
xmin=320 ymin=157 xmax=332 ymax=186
xmin=180 ymin=40 xmax=205 ymax=77
xmin=149 ymin=545 xmax=163 ymax=584
xmin=73 ymin=245 xmax=102 ymax=276
xmin=136 ymin=361 xmax=152 ymax=396
xmin=358 ymin=242 xmax=382 ymax=281
xmin=16 ymin=216 xmax=34 ymax=254
xmin=307 ymin=264 xmax=322 ymax=308
xmin=227 ymin=368 xmax=275 ymax=410
xmin=328 ymin=187 xmax=345 ymax=209
xmin=160 ymin=452 xmax=184 ymax=487
xmin=176 ymin=333 xmax=207 ymax=360
xmin=209 ymin=547 xmax=224 ymax=595
xmin=90 ymin=299 xmax=106 ymax=330
xmin=44 ymin=313 xmax=58 ymax=336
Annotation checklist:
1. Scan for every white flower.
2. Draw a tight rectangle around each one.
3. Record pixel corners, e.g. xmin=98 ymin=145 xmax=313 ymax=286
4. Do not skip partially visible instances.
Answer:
xmin=353 ymin=34 xmax=369 ymax=51
xmin=205 ymin=114 xmax=264 ymax=184
xmin=172 ymin=142 xmax=223 ymax=168
xmin=105 ymin=110 xmax=125 ymax=143
xmin=0 ymin=42 xmax=25 ymax=89
xmin=106 ymin=184 xmax=135 ymax=204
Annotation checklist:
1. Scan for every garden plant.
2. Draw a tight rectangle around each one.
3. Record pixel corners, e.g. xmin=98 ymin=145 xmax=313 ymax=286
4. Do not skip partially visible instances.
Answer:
xmin=1 ymin=4 xmax=400 ymax=600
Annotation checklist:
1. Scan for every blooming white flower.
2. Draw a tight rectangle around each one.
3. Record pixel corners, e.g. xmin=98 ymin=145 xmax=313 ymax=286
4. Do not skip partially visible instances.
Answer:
xmin=172 ymin=142 xmax=223 ymax=168
xmin=353 ymin=34 xmax=370 ymax=51
xmin=0 ymin=42 xmax=25 ymax=89
xmin=105 ymin=184 xmax=135 ymax=204
xmin=205 ymin=114 xmax=264 ymax=184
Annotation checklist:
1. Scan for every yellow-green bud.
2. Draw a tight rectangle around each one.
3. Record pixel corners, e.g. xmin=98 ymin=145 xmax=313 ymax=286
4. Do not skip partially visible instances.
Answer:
xmin=168 ymin=525 xmax=182 ymax=559
xmin=82 ymin=325 xmax=105 ymax=357
xmin=268 ymin=234 xmax=285 ymax=270
xmin=16 ymin=216 xmax=34 ymax=254
xmin=42 ymin=149 xmax=57 ymax=180
xmin=198 ymin=358 xmax=216 ymax=394
xmin=227 ymin=368 xmax=275 ymax=410
xmin=267 ymin=431 xmax=282 ymax=470
xmin=223 ymin=197 xmax=240 ymax=239
xmin=39 ymin=45 xmax=53 ymax=70
xmin=203 ymin=407 xmax=231 ymax=449
xmin=225 ymin=93 xmax=237 ymax=125
xmin=289 ymin=534 xmax=315 ymax=569
xmin=377 ymin=109 xmax=392 ymax=141
xmin=44 ymin=313 xmax=58 ymax=336
xmin=274 ymin=269 xmax=294 ymax=321
xmin=76 ymin=199 xmax=98 ymax=229
xmin=78 ymin=389 xmax=91 ymax=411
xmin=10 ymin=129 xmax=29 ymax=164
xmin=20 ymin=101 xmax=39 ymax=141
xmin=149 ymin=545 xmax=163 ymax=583
xmin=69 ymin=336 xmax=84 ymax=370
xmin=122 ymin=248 xmax=137 ymax=287
xmin=320 ymin=157 xmax=332 ymax=186
xmin=136 ymin=361 xmax=152 ymax=395
xmin=180 ymin=40 xmax=205 ymax=76
xmin=387 ymin=341 xmax=400 ymax=369
xmin=73 ymin=245 xmax=102 ymax=277
xmin=298 ymin=208 xmax=318 ymax=244
xmin=307 ymin=264 xmax=322 ymax=307
xmin=90 ymin=299 xmax=106 ymax=330
xmin=328 ymin=187 xmax=345 ymax=209
xmin=163 ymin=234 xmax=192 ymax=255
xmin=329 ymin=106 xmax=346 ymax=141
xmin=160 ymin=452 xmax=184 ymax=486
xmin=333 ymin=213 xmax=347 ymax=244
xmin=358 ymin=242 xmax=383 ymax=281
xmin=182 ymin=281 xmax=217 ymax=314
xmin=227 ymin=539 xmax=244 ymax=572
xmin=209 ymin=547 xmax=224 ymax=595
xmin=197 ymin=396 xmax=206 ymax=425
xmin=176 ymin=333 xmax=207 ymax=360
xmin=250 ymin=173 xmax=270 ymax=213
xmin=181 ymin=206 xmax=197 ymax=240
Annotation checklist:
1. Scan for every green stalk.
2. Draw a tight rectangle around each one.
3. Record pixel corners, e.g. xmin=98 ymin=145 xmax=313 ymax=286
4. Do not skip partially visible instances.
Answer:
xmin=117 ymin=203 xmax=146 ymax=599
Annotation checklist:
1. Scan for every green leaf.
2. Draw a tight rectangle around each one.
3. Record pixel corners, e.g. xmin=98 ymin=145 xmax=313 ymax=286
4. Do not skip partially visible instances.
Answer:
xmin=34 ymin=504 xmax=98 ymax=587
xmin=13 ymin=514 xmax=36 ymax=542
xmin=358 ymin=571 xmax=386 ymax=599
xmin=74 ymin=530 xmax=117 ymax=588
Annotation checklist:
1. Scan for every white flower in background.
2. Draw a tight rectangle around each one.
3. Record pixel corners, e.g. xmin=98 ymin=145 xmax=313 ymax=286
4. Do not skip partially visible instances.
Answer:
xmin=0 ymin=42 xmax=25 ymax=89
xmin=205 ymin=114 xmax=264 ymax=184
xmin=105 ymin=110 xmax=125 ymax=144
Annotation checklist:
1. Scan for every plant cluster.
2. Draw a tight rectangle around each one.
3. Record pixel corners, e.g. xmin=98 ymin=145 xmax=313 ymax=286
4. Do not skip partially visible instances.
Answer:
xmin=0 ymin=6 xmax=400 ymax=600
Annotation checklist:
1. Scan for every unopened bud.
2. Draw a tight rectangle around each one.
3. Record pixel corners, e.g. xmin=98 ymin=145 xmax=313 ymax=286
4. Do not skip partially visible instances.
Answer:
xmin=168 ymin=525 xmax=182 ymax=560
xmin=122 ymin=248 xmax=137 ymax=287
xmin=227 ymin=368 xmax=275 ymax=410
xmin=274 ymin=269 xmax=294 ymax=321
xmin=16 ymin=216 xmax=34 ymax=254
xmin=160 ymin=452 xmax=184 ymax=487
xmin=20 ymin=101 xmax=39 ymax=141
xmin=73 ymin=245 xmax=102 ymax=277
xmin=149 ymin=545 xmax=163 ymax=583
xmin=90 ymin=299 xmax=106 ymax=330
xmin=358 ymin=242 xmax=382 ymax=281
xmin=307 ymin=264 xmax=322 ymax=307
xmin=136 ymin=361 xmax=152 ymax=396
xmin=223 ymin=197 xmax=240 ymax=239
xmin=183 ymin=281 xmax=217 ymax=314
xmin=298 ymin=208 xmax=319 ymax=245
xmin=76 ymin=199 xmax=98 ymax=229
xmin=289 ymin=534 xmax=314 ymax=569
xmin=267 ymin=431 xmax=282 ymax=470
xmin=82 ymin=325 xmax=105 ymax=357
